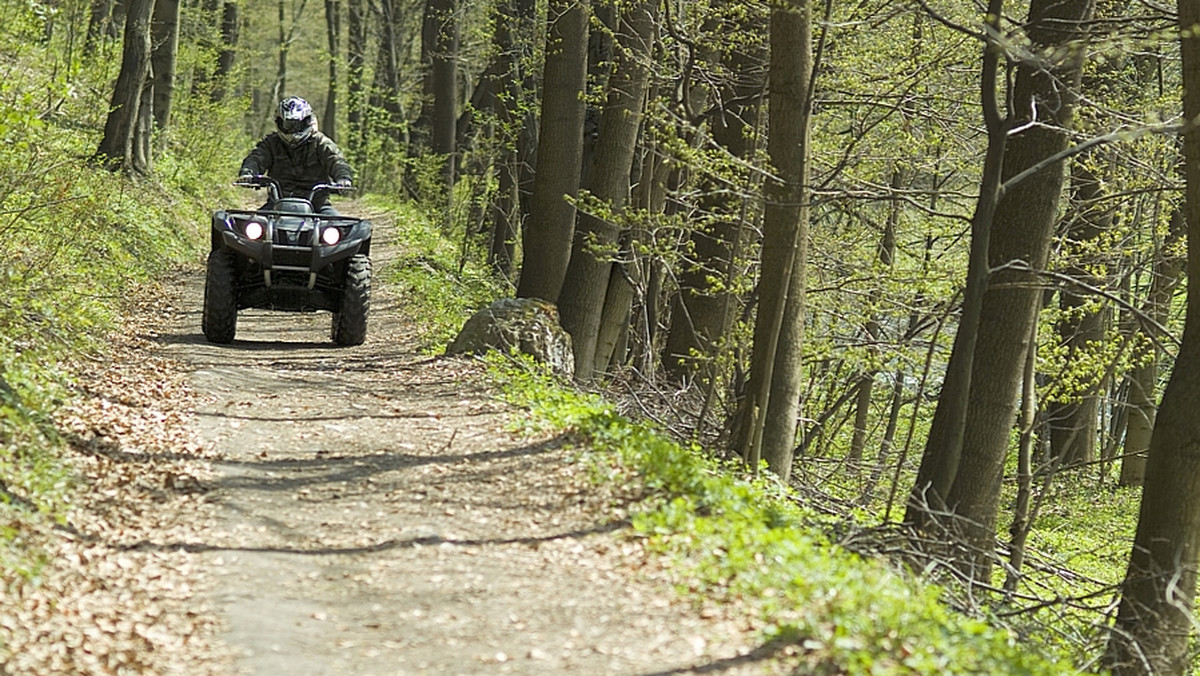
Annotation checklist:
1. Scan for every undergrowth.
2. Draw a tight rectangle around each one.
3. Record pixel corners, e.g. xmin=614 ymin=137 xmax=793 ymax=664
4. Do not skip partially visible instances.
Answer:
xmin=488 ymin=354 xmax=1088 ymax=675
xmin=368 ymin=193 xmax=504 ymax=352
xmin=0 ymin=3 xmax=245 ymax=578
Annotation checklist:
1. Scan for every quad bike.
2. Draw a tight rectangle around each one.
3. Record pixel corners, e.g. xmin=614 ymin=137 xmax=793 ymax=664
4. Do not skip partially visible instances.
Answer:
xmin=202 ymin=176 xmax=372 ymax=346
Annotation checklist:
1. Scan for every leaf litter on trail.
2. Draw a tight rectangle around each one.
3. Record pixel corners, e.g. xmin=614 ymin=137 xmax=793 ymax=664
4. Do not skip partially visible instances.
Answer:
xmin=0 ymin=285 xmax=230 ymax=675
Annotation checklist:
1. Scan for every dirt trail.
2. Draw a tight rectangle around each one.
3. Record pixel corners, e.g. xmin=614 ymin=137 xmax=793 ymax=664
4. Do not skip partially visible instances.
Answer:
xmin=145 ymin=220 xmax=780 ymax=675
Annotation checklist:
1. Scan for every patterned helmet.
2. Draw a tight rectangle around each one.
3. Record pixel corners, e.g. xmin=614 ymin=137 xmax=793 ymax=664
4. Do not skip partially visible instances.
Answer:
xmin=275 ymin=96 xmax=316 ymax=146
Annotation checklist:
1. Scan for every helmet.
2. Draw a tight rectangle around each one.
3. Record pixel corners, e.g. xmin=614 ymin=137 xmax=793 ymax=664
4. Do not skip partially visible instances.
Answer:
xmin=275 ymin=96 xmax=316 ymax=146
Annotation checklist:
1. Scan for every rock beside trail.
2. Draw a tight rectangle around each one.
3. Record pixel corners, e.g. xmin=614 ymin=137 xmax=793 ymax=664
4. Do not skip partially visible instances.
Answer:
xmin=446 ymin=297 xmax=575 ymax=378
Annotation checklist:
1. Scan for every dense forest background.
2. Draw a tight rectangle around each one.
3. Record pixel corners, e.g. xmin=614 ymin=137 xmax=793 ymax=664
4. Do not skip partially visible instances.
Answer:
xmin=7 ymin=0 xmax=1200 ymax=672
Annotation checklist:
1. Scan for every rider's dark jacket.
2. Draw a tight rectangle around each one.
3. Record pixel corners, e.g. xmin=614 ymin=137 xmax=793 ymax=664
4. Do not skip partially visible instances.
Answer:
xmin=238 ymin=131 xmax=353 ymax=199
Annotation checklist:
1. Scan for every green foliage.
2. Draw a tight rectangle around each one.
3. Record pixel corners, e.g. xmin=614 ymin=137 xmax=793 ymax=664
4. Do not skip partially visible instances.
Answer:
xmin=492 ymin=358 xmax=1086 ymax=674
xmin=367 ymin=193 xmax=503 ymax=352
xmin=0 ymin=6 xmax=237 ymax=579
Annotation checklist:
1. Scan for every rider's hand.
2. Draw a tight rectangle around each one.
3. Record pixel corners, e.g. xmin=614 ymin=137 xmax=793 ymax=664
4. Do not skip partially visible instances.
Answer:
xmin=335 ymin=178 xmax=352 ymax=189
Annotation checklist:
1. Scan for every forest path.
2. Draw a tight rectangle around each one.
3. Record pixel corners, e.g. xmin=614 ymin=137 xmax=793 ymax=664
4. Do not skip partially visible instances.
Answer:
xmin=148 ymin=217 xmax=781 ymax=675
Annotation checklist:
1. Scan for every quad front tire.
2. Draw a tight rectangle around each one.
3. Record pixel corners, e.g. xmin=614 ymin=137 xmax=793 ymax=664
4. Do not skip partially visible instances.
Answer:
xmin=332 ymin=253 xmax=371 ymax=346
xmin=202 ymin=249 xmax=238 ymax=343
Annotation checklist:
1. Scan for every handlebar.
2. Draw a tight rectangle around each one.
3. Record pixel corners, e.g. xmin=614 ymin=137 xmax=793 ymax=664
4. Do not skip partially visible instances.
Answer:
xmin=233 ymin=175 xmax=354 ymax=202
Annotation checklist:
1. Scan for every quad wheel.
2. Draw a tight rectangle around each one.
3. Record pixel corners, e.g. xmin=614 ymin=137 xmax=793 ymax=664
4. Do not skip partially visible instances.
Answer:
xmin=202 ymin=249 xmax=238 ymax=344
xmin=332 ymin=253 xmax=371 ymax=346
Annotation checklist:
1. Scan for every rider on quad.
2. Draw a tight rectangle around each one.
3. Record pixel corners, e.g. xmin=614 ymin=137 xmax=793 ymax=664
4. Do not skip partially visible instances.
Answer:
xmin=238 ymin=96 xmax=354 ymax=214
xmin=203 ymin=95 xmax=372 ymax=347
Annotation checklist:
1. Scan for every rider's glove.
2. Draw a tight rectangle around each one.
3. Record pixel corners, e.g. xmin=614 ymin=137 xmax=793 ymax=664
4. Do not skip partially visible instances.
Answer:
xmin=335 ymin=178 xmax=352 ymax=189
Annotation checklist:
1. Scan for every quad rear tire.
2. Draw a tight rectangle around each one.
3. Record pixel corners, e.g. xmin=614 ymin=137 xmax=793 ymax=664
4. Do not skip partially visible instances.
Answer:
xmin=332 ymin=253 xmax=371 ymax=346
xmin=202 ymin=249 xmax=238 ymax=343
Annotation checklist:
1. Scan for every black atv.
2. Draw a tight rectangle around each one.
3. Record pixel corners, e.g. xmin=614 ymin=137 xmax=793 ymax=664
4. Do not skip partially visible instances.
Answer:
xmin=202 ymin=176 xmax=372 ymax=346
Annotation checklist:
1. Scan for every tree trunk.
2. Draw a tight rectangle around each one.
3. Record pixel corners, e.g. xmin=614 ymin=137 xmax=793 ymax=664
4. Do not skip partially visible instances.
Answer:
xmin=345 ymin=0 xmax=366 ymax=162
xmin=906 ymin=0 xmax=1008 ymax=528
xmin=663 ymin=13 xmax=764 ymax=382
xmin=1121 ymin=210 xmax=1184 ymax=486
xmin=426 ymin=0 xmax=458 ymax=190
xmin=1105 ymin=12 xmax=1200 ymax=663
xmin=87 ymin=0 xmax=117 ymax=51
xmin=556 ymin=0 xmax=657 ymax=379
xmin=149 ymin=0 xmax=179 ymax=137
xmin=133 ymin=62 xmax=154 ymax=174
xmin=733 ymin=0 xmax=811 ymax=481
xmin=210 ymin=1 xmax=238 ymax=102
xmin=487 ymin=0 xmax=538 ymax=279
xmin=323 ymin=0 xmax=341 ymax=139
xmin=94 ymin=0 xmax=154 ymax=173
xmin=369 ymin=0 xmax=406 ymax=149
xmin=1046 ymin=155 xmax=1114 ymax=465
xmin=515 ymin=0 xmax=590 ymax=302
xmin=940 ymin=0 xmax=1094 ymax=575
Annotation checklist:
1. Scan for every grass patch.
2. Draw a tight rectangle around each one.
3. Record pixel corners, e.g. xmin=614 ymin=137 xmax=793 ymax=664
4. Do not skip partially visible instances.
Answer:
xmin=488 ymin=355 xmax=1089 ymax=675
xmin=368 ymin=193 xmax=505 ymax=352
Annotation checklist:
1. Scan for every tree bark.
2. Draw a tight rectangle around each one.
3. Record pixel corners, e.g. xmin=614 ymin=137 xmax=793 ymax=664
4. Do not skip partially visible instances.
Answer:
xmin=557 ymin=0 xmax=657 ymax=379
xmin=323 ymin=0 xmax=341 ymax=139
xmin=663 ymin=10 xmax=764 ymax=382
xmin=1121 ymin=210 xmax=1184 ymax=486
xmin=516 ymin=0 xmax=590 ymax=302
xmin=733 ymin=0 xmax=811 ymax=481
xmin=94 ymin=0 xmax=154 ymax=173
xmin=210 ymin=2 xmax=238 ymax=102
xmin=345 ymin=0 xmax=366 ymax=162
xmin=906 ymin=0 xmax=1008 ymax=527
xmin=940 ymin=0 xmax=1094 ymax=574
xmin=149 ymin=0 xmax=179 ymax=137
xmin=1105 ymin=10 xmax=1200 ymax=662
xmin=429 ymin=0 xmax=458 ymax=189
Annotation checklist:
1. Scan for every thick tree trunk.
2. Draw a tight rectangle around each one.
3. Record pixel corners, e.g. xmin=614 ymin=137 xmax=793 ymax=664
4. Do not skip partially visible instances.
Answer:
xmin=941 ymin=0 xmax=1094 ymax=574
xmin=149 ymin=0 xmax=179 ymax=137
xmin=734 ymin=0 xmax=811 ymax=481
xmin=516 ymin=0 xmax=590 ymax=302
xmin=94 ymin=0 xmax=154 ymax=173
xmin=557 ymin=0 xmax=657 ymax=379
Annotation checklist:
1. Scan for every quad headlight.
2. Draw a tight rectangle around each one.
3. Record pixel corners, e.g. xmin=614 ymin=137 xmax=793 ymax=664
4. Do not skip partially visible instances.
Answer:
xmin=321 ymin=227 xmax=342 ymax=246
xmin=243 ymin=220 xmax=265 ymax=241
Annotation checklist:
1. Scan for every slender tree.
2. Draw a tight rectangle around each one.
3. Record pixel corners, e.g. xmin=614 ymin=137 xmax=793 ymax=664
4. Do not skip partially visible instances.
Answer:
xmin=1120 ymin=211 xmax=1184 ymax=486
xmin=733 ymin=0 xmax=813 ymax=480
xmin=345 ymin=0 xmax=366 ymax=163
xmin=1105 ymin=12 xmax=1200 ymax=658
xmin=323 ymin=0 xmax=341 ymax=138
xmin=430 ymin=0 xmax=458 ymax=189
xmin=210 ymin=1 xmax=238 ymax=102
xmin=662 ymin=4 xmax=765 ymax=383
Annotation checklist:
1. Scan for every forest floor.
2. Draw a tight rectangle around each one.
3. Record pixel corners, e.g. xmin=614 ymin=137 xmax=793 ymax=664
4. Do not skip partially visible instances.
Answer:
xmin=1 ymin=215 xmax=801 ymax=675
